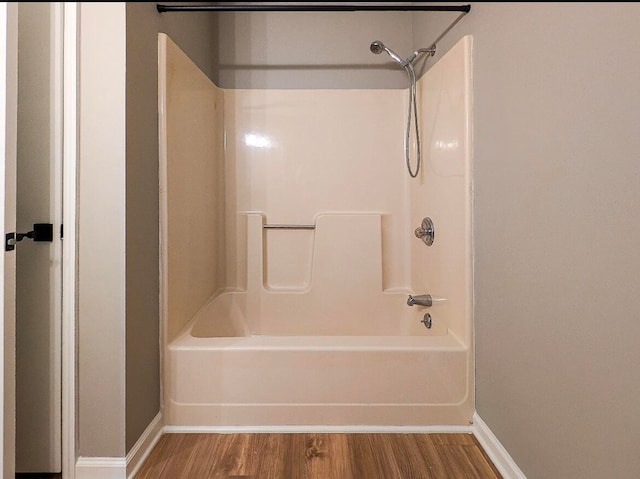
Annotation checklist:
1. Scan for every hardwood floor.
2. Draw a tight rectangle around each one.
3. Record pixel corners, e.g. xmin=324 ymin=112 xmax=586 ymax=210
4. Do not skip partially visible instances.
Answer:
xmin=135 ymin=433 xmax=502 ymax=478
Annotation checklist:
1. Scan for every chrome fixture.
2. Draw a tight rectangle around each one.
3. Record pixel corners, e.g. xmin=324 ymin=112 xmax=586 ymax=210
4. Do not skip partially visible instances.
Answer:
xmin=407 ymin=294 xmax=433 ymax=307
xmin=421 ymin=313 xmax=432 ymax=329
xmin=263 ymin=224 xmax=315 ymax=230
xmin=369 ymin=41 xmax=435 ymax=178
xmin=368 ymin=40 xmax=436 ymax=70
xmin=414 ymin=217 xmax=435 ymax=246
xmin=369 ymin=41 xmax=406 ymax=65
xmin=368 ymin=8 xmax=469 ymax=178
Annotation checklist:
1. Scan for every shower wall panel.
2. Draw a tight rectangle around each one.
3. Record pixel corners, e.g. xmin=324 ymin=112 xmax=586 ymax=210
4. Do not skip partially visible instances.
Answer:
xmin=410 ymin=36 xmax=473 ymax=343
xmin=161 ymin=35 xmax=474 ymax=427
xmin=160 ymin=35 xmax=227 ymax=342
xmin=224 ymin=88 xmax=409 ymax=292
xmin=161 ymin=35 xmax=473 ymax=341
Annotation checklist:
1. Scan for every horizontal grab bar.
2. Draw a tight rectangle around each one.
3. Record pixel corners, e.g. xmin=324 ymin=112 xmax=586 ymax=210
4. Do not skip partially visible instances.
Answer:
xmin=263 ymin=224 xmax=315 ymax=230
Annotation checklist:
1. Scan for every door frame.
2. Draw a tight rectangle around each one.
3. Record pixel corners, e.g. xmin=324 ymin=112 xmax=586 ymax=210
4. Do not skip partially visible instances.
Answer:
xmin=61 ymin=3 xmax=78 ymax=479
xmin=0 ymin=2 xmax=18 ymax=476
xmin=1 ymin=4 xmax=77 ymax=476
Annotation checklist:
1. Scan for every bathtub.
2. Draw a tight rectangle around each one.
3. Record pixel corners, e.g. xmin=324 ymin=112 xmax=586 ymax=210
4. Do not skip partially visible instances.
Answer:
xmin=161 ymin=35 xmax=474 ymax=429
xmin=166 ymin=291 xmax=472 ymax=427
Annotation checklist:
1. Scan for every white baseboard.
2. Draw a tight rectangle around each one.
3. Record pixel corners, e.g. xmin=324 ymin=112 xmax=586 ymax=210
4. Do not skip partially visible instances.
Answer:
xmin=164 ymin=424 xmax=474 ymax=434
xmin=127 ymin=412 xmax=164 ymax=479
xmin=78 ymin=415 xmax=525 ymax=479
xmin=75 ymin=413 xmax=163 ymax=479
xmin=472 ymin=412 xmax=527 ymax=479
xmin=75 ymin=457 xmax=126 ymax=479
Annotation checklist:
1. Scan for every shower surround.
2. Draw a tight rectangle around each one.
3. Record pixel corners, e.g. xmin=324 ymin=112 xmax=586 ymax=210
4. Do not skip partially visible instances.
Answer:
xmin=159 ymin=34 xmax=473 ymax=427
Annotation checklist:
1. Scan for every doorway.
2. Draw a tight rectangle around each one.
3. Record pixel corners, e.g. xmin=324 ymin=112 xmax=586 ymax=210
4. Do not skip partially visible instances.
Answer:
xmin=15 ymin=2 xmax=62 ymax=475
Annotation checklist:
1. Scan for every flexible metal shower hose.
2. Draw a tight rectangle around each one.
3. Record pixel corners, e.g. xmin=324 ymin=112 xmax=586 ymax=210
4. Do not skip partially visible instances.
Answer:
xmin=403 ymin=62 xmax=421 ymax=178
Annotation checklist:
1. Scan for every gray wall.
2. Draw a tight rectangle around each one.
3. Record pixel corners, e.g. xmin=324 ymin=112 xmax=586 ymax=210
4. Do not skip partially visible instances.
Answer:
xmin=213 ymin=9 xmax=413 ymax=89
xmin=125 ymin=2 xmax=217 ymax=452
xmin=413 ymin=3 xmax=640 ymax=478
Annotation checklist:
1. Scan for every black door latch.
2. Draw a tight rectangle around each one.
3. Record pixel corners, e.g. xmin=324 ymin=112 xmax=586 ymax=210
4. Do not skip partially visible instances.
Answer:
xmin=5 ymin=223 xmax=53 ymax=251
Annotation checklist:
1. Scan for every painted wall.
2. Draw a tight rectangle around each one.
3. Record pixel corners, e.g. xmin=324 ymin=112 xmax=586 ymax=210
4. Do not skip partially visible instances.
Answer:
xmin=124 ymin=3 xmax=218 ymax=452
xmin=76 ymin=2 xmax=219 ymax=457
xmin=213 ymin=9 xmax=413 ymax=89
xmin=78 ymin=2 xmax=126 ymax=457
xmin=413 ymin=3 xmax=640 ymax=478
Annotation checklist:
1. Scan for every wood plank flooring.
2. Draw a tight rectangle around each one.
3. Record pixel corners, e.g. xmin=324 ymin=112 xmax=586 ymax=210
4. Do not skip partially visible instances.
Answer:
xmin=135 ymin=433 xmax=502 ymax=479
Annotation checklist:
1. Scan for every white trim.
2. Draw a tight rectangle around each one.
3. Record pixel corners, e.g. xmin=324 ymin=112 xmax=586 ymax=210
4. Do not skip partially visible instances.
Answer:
xmin=76 ymin=414 xmax=165 ymax=479
xmin=472 ymin=412 xmax=527 ymax=479
xmin=0 ymin=3 xmax=18 ymax=476
xmin=126 ymin=412 xmax=164 ymax=479
xmin=164 ymin=424 xmax=474 ymax=434
xmin=62 ymin=3 xmax=78 ymax=479
xmin=49 ymin=2 xmax=64 ymax=471
xmin=158 ymin=33 xmax=168 ymax=416
xmin=75 ymin=457 xmax=126 ymax=479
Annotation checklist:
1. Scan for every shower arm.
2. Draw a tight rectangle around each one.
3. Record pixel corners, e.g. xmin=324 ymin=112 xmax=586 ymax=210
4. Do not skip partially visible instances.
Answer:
xmin=404 ymin=47 xmax=437 ymax=66
xmin=394 ymin=9 xmax=469 ymax=68
xmin=405 ymin=10 xmax=468 ymax=65
xmin=399 ymin=9 xmax=468 ymax=69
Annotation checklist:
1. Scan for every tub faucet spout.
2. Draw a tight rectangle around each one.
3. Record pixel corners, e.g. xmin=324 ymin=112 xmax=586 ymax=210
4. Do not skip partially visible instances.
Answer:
xmin=407 ymin=294 xmax=433 ymax=307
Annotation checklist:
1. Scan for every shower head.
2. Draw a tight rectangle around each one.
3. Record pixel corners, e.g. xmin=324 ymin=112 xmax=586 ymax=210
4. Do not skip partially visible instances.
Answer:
xmin=370 ymin=40 xmax=385 ymax=55
xmin=369 ymin=40 xmax=404 ymax=65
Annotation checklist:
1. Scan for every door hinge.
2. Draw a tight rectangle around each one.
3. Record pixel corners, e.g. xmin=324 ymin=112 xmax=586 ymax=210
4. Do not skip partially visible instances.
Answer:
xmin=5 ymin=223 xmax=54 ymax=251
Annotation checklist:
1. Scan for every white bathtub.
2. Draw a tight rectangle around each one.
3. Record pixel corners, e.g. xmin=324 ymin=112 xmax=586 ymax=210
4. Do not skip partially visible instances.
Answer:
xmin=161 ymin=35 xmax=474 ymax=429
xmin=166 ymin=292 xmax=473 ymax=427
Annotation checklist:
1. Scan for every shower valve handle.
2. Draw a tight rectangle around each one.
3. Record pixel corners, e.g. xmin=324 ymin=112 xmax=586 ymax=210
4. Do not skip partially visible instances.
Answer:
xmin=414 ymin=217 xmax=435 ymax=246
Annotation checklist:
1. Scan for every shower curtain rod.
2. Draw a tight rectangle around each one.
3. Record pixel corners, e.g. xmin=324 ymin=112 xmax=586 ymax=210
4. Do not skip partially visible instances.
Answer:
xmin=156 ymin=4 xmax=471 ymax=13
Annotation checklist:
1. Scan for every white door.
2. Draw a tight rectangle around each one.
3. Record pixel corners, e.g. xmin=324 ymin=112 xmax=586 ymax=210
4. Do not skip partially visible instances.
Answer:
xmin=0 ymin=2 xmax=18 ymax=477
xmin=15 ymin=2 xmax=62 ymax=473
